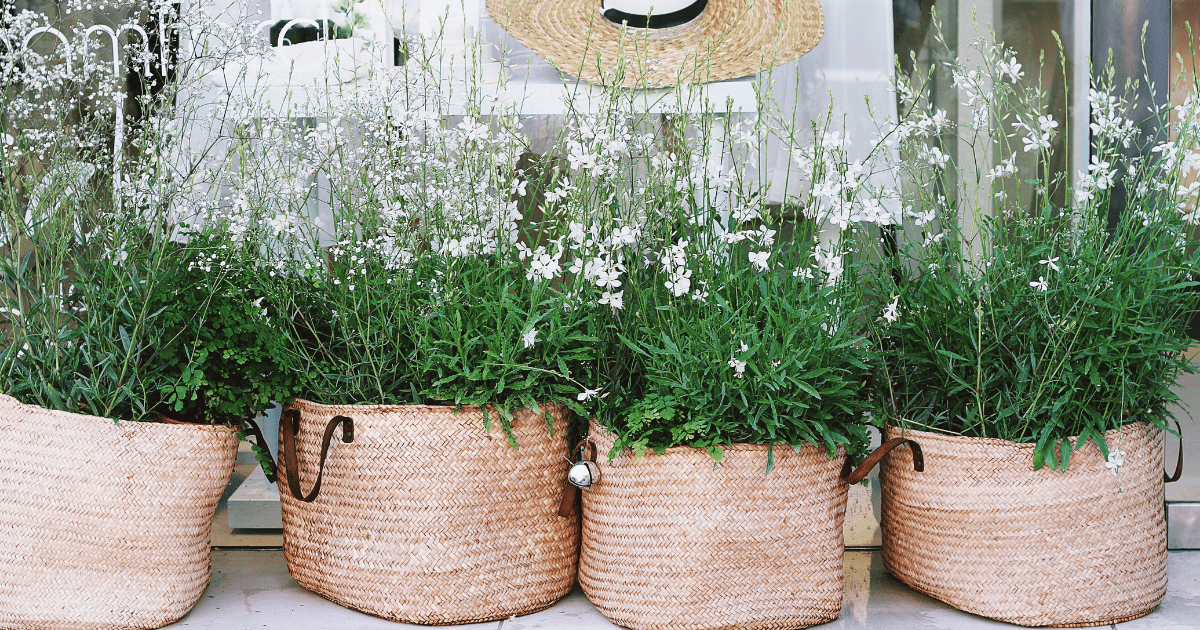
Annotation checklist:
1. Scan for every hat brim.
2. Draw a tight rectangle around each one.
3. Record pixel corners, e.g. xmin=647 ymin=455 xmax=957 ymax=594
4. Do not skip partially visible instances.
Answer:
xmin=487 ymin=0 xmax=823 ymax=87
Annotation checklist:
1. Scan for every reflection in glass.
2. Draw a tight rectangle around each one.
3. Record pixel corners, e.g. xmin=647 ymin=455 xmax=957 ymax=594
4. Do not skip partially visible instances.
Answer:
xmin=891 ymin=0 xmax=1076 ymax=213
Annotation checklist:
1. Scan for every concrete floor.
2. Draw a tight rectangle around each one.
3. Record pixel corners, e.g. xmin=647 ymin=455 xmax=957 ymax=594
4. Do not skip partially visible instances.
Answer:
xmin=162 ymin=550 xmax=1200 ymax=630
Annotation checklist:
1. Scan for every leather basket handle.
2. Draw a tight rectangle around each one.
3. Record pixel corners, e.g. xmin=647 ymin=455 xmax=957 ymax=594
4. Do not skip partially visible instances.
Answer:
xmin=1166 ymin=420 xmax=1184 ymax=484
xmin=280 ymin=407 xmax=354 ymax=503
xmin=842 ymin=437 xmax=924 ymax=485
xmin=242 ymin=417 xmax=279 ymax=484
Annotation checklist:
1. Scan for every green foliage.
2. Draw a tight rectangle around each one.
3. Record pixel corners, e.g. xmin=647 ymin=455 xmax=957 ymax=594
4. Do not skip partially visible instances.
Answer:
xmin=0 ymin=220 xmax=169 ymax=421
xmin=598 ymin=220 xmax=874 ymax=464
xmin=871 ymin=206 xmax=1199 ymax=468
xmin=0 ymin=212 xmax=299 ymax=427
xmin=271 ymin=241 xmax=596 ymax=442
xmin=0 ymin=152 xmax=299 ymax=432
xmin=149 ymin=235 xmax=301 ymax=425
xmin=861 ymin=35 xmax=1200 ymax=470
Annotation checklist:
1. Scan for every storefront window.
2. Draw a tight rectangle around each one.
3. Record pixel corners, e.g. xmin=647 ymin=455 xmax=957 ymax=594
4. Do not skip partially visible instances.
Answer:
xmin=892 ymin=0 xmax=1083 ymax=214
xmin=1168 ymin=0 xmax=1200 ymax=509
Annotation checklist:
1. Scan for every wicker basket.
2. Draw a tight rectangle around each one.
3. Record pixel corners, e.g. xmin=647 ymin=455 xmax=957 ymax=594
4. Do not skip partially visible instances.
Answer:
xmin=277 ymin=399 xmax=579 ymax=625
xmin=578 ymin=424 xmax=851 ymax=630
xmin=0 ymin=393 xmax=238 ymax=630
xmin=880 ymin=423 xmax=1167 ymax=627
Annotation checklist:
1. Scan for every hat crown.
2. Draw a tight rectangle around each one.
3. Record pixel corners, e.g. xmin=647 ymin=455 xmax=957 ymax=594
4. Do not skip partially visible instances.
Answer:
xmin=600 ymin=0 xmax=700 ymax=17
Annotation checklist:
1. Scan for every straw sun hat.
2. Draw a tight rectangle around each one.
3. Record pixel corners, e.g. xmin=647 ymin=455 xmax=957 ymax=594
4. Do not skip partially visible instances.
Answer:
xmin=486 ymin=0 xmax=823 ymax=87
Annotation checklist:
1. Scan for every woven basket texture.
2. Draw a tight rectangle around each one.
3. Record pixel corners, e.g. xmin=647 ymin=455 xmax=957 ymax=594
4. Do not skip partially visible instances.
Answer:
xmin=487 ymin=0 xmax=823 ymax=87
xmin=0 ymin=393 xmax=238 ymax=630
xmin=579 ymin=423 xmax=848 ymax=630
xmin=278 ymin=399 xmax=580 ymax=625
xmin=881 ymin=423 xmax=1166 ymax=627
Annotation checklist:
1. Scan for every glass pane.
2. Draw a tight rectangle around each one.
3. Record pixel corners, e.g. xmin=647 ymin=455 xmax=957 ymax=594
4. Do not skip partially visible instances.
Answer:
xmin=1168 ymin=1 xmax=1200 ymax=504
xmin=999 ymin=0 xmax=1075 ymax=211
xmin=891 ymin=0 xmax=1080 ymax=213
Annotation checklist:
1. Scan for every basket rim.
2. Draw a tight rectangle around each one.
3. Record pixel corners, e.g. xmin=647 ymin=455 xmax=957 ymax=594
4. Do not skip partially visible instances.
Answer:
xmin=587 ymin=421 xmax=845 ymax=459
xmin=882 ymin=421 xmax=1153 ymax=451
xmin=289 ymin=397 xmax=563 ymax=415
xmin=0 ymin=393 xmax=237 ymax=436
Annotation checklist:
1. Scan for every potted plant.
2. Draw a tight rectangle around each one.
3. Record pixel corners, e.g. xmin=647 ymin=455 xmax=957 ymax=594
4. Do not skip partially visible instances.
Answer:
xmin=0 ymin=162 xmax=294 ymax=630
xmin=552 ymin=91 xmax=920 ymax=629
xmin=866 ymin=44 xmax=1200 ymax=626
xmin=0 ymin=11 xmax=299 ymax=626
xmin=244 ymin=50 xmax=595 ymax=624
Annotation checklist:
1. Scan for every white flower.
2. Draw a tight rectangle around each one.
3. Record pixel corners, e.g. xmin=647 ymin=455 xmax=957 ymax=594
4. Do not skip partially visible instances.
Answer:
xmin=1039 ymin=256 xmax=1061 ymax=272
xmin=1030 ymin=276 xmax=1049 ymax=291
xmin=814 ymin=248 xmax=844 ymax=285
xmin=568 ymin=143 xmax=598 ymax=171
xmin=997 ymin=56 xmax=1024 ymax=83
xmin=444 ymin=238 xmax=471 ymax=258
xmin=1088 ymin=155 xmax=1116 ymax=190
xmin=927 ymin=108 xmax=951 ymax=131
xmin=1013 ymin=115 xmax=1057 ymax=153
xmin=732 ymin=206 xmax=759 ymax=222
xmin=611 ymin=226 xmax=639 ymax=246
xmin=1038 ymin=114 xmax=1059 ymax=133
xmin=567 ymin=222 xmax=586 ymax=244
xmin=908 ymin=207 xmax=936 ymax=226
xmin=739 ymin=341 xmax=749 ymax=353
xmin=881 ymin=296 xmax=900 ymax=324
xmin=599 ymin=290 xmax=624 ymax=310
xmin=577 ymin=388 xmax=599 ymax=402
xmin=925 ymin=146 xmax=950 ymax=168
xmin=268 ymin=213 xmax=292 ymax=234
xmin=1105 ymin=447 xmax=1126 ymax=475
xmin=665 ymin=268 xmax=692 ymax=297
xmin=1074 ymin=177 xmax=1097 ymax=205
xmin=510 ymin=179 xmax=528 ymax=197
xmin=522 ymin=328 xmax=538 ymax=349
xmin=546 ymin=185 xmax=572 ymax=204
xmin=749 ymin=251 xmax=770 ymax=271
xmin=987 ymin=153 xmax=1018 ymax=180
xmin=457 ymin=117 xmax=489 ymax=142
xmin=1020 ymin=132 xmax=1050 ymax=153
xmin=527 ymin=252 xmax=561 ymax=281
xmin=594 ymin=268 xmax=622 ymax=291
xmin=727 ymin=357 xmax=747 ymax=378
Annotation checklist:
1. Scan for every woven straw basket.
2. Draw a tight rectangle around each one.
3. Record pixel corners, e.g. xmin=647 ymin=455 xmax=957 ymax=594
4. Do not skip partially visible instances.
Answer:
xmin=0 ymin=393 xmax=238 ymax=630
xmin=578 ymin=424 xmax=852 ymax=630
xmin=881 ymin=423 xmax=1166 ymax=627
xmin=277 ymin=398 xmax=580 ymax=625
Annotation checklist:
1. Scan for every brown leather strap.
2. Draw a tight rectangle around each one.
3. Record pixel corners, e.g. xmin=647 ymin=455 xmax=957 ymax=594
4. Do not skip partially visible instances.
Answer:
xmin=242 ymin=417 xmax=279 ymax=484
xmin=557 ymin=478 xmax=578 ymax=518
xmin=557 ymin=439 xmax=597 ymax=518
xmin=841 ymin=437 xmax=924 ymax=485
xmin=280 ymin=407 xmax=354 ymax=503
xmin=1166 ymin=420 xmax=1184 ymax=483
xmin=574 ymin=439 xmax=597 ymax=461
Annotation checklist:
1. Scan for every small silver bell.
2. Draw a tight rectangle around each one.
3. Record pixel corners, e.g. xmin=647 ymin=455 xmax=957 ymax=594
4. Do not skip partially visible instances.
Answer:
xmin=568 ymin=459 xmax=600 ymax=489
xmin=567 ymin=440 xmax=600 ymax=490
